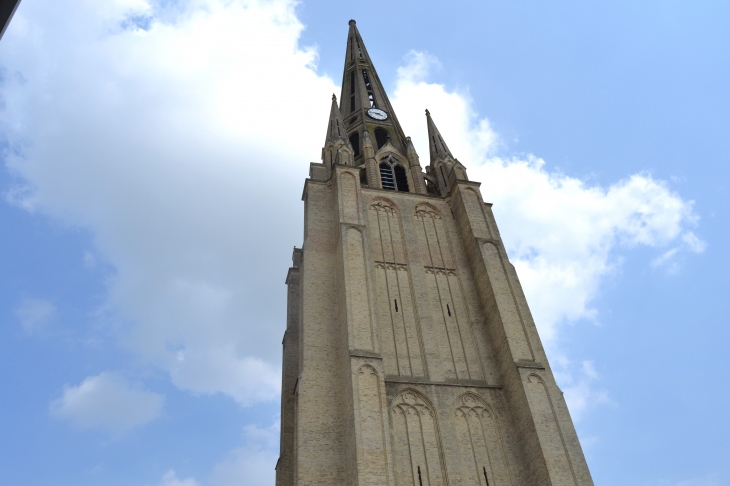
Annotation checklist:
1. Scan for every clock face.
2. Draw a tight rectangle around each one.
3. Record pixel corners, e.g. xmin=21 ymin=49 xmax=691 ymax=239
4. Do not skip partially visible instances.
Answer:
xmin=367 ymin=108 xmax=388 ymax=120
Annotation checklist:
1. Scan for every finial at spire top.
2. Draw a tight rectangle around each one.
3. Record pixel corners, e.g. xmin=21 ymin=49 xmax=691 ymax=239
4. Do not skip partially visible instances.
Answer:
xmin=332 ymin=93 xmax=337 ymax=101
xmin=349 ymin=19 xmax=356 ymax=25
xmin=425 ymin=109 xmax=430 ymax=116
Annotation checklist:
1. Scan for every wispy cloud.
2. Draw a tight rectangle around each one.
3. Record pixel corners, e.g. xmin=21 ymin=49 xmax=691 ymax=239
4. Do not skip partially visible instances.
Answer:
xmin=157 ymin=470 xmax=201 ymax=486
xmin=210 ymin=420 xmax=280 ymax=486
xmin=50 ymin=372 xmax=164 ymax=433
xmin=15 ymin=297 xmax=56 ymax=336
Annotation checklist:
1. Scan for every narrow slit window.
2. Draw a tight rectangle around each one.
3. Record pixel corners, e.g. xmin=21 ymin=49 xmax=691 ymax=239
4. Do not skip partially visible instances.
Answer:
xmin=349 ymin=133 xmax=360 ymax=157
xmin=483 ymin=467 xmax=490 ymax=486
xmin=440 ymin=166 xmax=447 ymax=183
xmin=394 ymin=299 xmax=398 ymax=312
xmin=447 ymin=304 xmax=451 ymax=316
xmin=379 ymin=163 xmax=395 ymax=190
xmin=394 ymin=165 xmax=409 ymax=192
xmin=356 ymin=40 xmax=363 ymax=57
xmin=418 ymin=466 xmax=423 ymax=486
xmin=350 ymin=71 xmax=355 ymax=94
xmin=362 ymin=70 xmax=372 ymax=89
xmin=368 ymin=92 xmax=376 ymax=108
xmin=439 ymin=135 xmax=449 ymax=155
xmin=374 ymin=128 xmax=388 ymax=149
xmin=336 ymin=119 xmax=341 ymax=137
xmin=350 ymin=95 xmax=355 ymax=112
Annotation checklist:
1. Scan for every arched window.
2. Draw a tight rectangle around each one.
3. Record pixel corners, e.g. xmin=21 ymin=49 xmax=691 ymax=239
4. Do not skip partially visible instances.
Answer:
xmin=349 ymin=133 xmax=360 ymax=157
xmin=379 ymin=163 xmax=395 ymax=190
xmin=374 ymin=128 xmax=389 ymax=149
xmin=393 ymin=165 xmax=409 ymax=192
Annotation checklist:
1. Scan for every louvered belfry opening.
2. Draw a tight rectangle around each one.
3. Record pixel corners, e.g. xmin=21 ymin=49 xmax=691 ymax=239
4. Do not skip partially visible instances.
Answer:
xmin=394 ymin=165 xmax=409 ymax=192
xmin=379 ymin=163 xmax=395 ymax=190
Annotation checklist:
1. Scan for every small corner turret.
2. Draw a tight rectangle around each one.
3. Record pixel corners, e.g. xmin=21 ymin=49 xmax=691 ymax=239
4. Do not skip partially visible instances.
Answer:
xmin=318 ymin=94 xmax=355 ymax=180
xmin=425 ymin=109 xmax=468 ymax=195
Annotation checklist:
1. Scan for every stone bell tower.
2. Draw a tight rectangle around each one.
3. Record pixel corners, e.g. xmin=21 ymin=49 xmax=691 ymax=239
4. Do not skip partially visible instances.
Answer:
xmin=276 ymin=20 xmax=594 ymax=486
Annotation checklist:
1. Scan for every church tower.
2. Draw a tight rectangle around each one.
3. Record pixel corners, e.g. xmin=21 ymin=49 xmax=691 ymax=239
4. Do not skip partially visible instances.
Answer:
xmin=277 ymin=20 xmax=594 ymax=486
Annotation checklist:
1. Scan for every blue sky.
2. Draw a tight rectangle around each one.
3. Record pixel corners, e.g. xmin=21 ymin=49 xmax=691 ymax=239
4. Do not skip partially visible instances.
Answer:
xmin=0 ymin=1 xmax=728 ymax=485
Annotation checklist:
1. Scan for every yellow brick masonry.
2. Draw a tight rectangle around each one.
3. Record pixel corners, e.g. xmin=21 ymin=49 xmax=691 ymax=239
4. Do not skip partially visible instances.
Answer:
xmin=275 ymin=156 xmax=594 ymax=484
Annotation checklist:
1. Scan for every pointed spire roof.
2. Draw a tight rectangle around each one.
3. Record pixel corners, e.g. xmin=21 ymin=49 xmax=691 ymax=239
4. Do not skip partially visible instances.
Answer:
xmin=343 ymin=19 xmax=376 ymax=69
xmin=425 ymin=109 xmax=453 ymax=164
xmin=338 ymin=20 xmax=408 ymax=154
xmin=325 ymin=94 xmax=348 ymax=144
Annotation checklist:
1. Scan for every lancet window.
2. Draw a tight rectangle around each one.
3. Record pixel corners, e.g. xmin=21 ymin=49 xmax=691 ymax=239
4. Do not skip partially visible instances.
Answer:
xmin=362 ymin=70 xmax=377 ymax=108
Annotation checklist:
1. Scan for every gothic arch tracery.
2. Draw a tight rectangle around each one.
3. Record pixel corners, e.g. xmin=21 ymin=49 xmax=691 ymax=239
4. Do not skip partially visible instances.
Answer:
xmin=390 ymin=389 xmax=448 ymax=486
xmin=415 ymin=202 xmax=443 ymax=220
xmin=453 ymin=393 xmax=514 ymax=486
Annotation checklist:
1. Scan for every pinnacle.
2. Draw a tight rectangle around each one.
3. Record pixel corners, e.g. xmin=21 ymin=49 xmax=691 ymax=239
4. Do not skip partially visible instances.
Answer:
xmin=324 ymin=95 xmax=348 ymax=145
xmin=425 ymin=109 xmax=453 ymax=164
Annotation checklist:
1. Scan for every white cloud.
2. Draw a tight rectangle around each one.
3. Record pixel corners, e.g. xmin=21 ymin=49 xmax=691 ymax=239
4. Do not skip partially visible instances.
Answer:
xmin=393 ymin=51 xmax=499 ymax=161
xmin=670 ymin=476 xmax=721 ymax=486
xmin=474 ymin=160 xmax=703 ymax=341
xmin=15 ymin=297 xmax=56 ymax=336
xmin=157 ymin=470 xmax=201 ymax=486
xmin=83 ymin=250 xmax=97 ymax=269
xmin=392 ymin=53 xmax=703 ymax=343
xmin=50 ymin=372 xmax=164 ymax=432
xmin=555 ymin=360 xmax=612 ymax=420
xmin=210 ymin=421 xmax=279 ymax=486
xmin=1 ymin=0 xmax=335 ymax=405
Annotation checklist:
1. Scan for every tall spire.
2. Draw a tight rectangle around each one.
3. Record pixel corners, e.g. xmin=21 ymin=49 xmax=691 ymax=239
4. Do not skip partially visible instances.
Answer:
xmin=425 ymin=109 xmax=453 ymax=164
xmin=325 ymin=94 xmax=348 ymax=145
xmin=338 ymin=20 xmax=408 ymax=157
